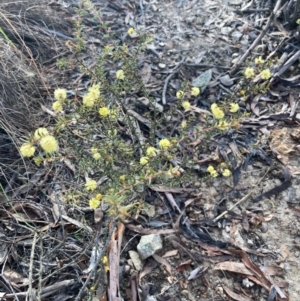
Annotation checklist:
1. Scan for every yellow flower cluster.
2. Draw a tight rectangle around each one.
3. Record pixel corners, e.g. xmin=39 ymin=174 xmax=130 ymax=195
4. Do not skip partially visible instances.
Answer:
xmin=218 ymin=120 xmax=229 ymax=130
xmin=191 ymin=87 xmax=200 ymax=97
xmin=20 ymin=143 xmax=35 ymax=157
xmin=159 ymin=138 xmax=171 ymax=150
xmin=40 ymin=135 xmax=58 ymax=153
xmin=146 ymin=147 xmax=158 ymax=157
xmin=85 ymin=179 xmax=97 ymax=191
xmin=244 ymin=67 xmax=255 ymax=79
xmin=82 ymin=84 xmax=101 ymax=108
xmin=207 ymin=165 xmax=218 ymax=178
xmin=181 ymin=120 xmax=187 ymax=128
xmin=89 ymin=197 xmax=100 ymax=209
xmin=116 ymin=70 xmax=125 ymax=80
xmin=255 ymin=56 xmax=264 ymax=65
xmin=128 ymin=28 xmax=135 ymax=35
xmin=176 ymin=90 xmax=184 ymax=99
xmin=54 ymin=88 xmax=67 ymax=102
xmin=102 ymin=255 xmax=110 ymax=272
xmin=99 ymin=107 xmax=110 ymax=117
xmin=91 ymin=147 xmax=101 ymax=160
xmin=182 ymin=101 xmax=191 ymax=111
xmin=260 ymin=69 xmax=271 ymax=80
xmin=229 ymin=103 xmax=239 ymax=113
xmin=20 ymin=127 xmax=58 ymax=157
xmin=211 ymin=103 xmax=224 ymax=119
xmin=140 ymin=156 xmax=149 ymax=165
xmin=53 ymin=88 xmax=67 ymax=112
xmin=220 ymin=162 xmax=231 ymax=177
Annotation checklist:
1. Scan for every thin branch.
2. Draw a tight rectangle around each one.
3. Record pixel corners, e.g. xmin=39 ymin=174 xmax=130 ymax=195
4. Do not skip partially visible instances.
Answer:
xmin=230 ymin=0 xmax=283 ymax=76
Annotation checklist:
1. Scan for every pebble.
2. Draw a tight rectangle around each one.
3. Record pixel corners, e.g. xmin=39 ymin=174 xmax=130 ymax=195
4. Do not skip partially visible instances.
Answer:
xmin=231 ymin=31 xmax=243 ymax=41
xmin=221 ymin=27 xmax=232 ymax=35
xmin=137 ymin=234 xmax=163 ymax=260
xmin=129 ymin=250 xmax=143 ymax=271
xmin=158 ymin=63 xmax=166 ymax=69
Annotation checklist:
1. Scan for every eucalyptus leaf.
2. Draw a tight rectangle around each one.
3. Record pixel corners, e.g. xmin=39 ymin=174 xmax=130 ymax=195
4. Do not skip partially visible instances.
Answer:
xmin=192 ymin=69 xmax=212 ymax=92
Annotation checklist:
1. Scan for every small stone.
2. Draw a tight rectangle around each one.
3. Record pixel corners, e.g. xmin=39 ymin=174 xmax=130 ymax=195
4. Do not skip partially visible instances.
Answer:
xmin=231 ymin=31 xmax=243 ymax=41
xmin=220 ymin=75 xmax=233 ymax=86
xmin=129 ymin=250 xmax=143 ymax=271
xmin=158 ymin=63 xmax=166 ymax=69
xmin=221 ymin=27 xmax=232 ymax=35
xmin=137 ymin=234 xmax=163 ymax=260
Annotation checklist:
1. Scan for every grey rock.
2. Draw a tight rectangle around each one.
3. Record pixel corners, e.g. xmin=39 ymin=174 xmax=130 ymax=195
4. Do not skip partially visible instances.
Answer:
xmin=137 ymin=234 xmax=162 ymax=260
xmin=129 ymin=250 xmax=143 ymax=271
xmin=221 ymin=27 xmax=232 ymax=35
xmin=220 ymin=75 xmax=234 ymax=86
xmin=231 ymin=31 xmax=243 ymax=41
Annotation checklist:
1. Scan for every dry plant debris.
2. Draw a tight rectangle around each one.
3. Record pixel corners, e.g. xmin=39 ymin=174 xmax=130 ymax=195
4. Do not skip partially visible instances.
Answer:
xmin=1 ymin=0 xmax=300 ymax=301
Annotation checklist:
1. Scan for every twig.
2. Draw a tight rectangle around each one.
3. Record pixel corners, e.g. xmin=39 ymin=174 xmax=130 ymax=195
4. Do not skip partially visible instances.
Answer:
xmin=162 ymin=57 xmax=186 ymax=105
xmin=271 ymin=50 xmax=300 ymax=80
xmin=140 ymin=0 xmax=145 ymax=25
xmin=213 ymin=168 xmax=270 ymax=222
xmin=74 ymin=220 xmax=117 ymax=301
xmin=27 ymin=232 xmax=38 ymax=301
xmin=230 ymin=0 xmax=283 ymax=76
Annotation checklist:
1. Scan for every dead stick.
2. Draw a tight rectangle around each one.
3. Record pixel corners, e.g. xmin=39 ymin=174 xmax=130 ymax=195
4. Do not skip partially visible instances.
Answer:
xmin=230 ymin=0 xmax=283 ymax=76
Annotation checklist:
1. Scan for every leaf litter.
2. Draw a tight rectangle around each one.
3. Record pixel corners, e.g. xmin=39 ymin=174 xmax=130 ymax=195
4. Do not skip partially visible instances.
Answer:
xmin=1 ymin=0 xmax=300 ymax=300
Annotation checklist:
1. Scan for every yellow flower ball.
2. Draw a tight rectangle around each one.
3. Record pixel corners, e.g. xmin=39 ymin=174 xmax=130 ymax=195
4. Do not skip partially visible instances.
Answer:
xmin=91 ymin=147 xmax=98 ymax=154
xmin=52 ymin=101 xmax=63 ymax=112
xmin=211 ymin=170 xmax=218 ymax=178
xmin=191 ymin=87 xmax=200 ymax=96
xmin=260 ymin=69 xmax=271 ymax=80
xmin=220 ymin=162 xmax=227 ymax=169
xmin=99 ymin=107 xmax=110 ymax=117
xmin=207 ymin=165 xmax=215 ymax=173
xmin=140 ymin=156 xmax=149 ymax=165
xmin=128 ymin=27 xmax=135 ymax=35
xmin=88 ymin=84 xmax=100 ymax=99
xmin=146 ymin=147 xmax=158 ymax=157
xmin=40 ymin=135 xmax=58 ymax=153
xmin=244 ymin=67 xmax=255 ymax=79
xmin=93 ymin=153 xmax=101 ymax=160
xmin=54 ymin=88 xmax=67 ymax=101
xmin=89 ymin=197 xmax=100 ymax=209
xmin=85 ymin=179 xmax=97 ymax=191
xmin=34 ymin=128 xmax=49 ymax=140
xmin=229 ymin=103 xmax=239 ymax=113
xmin=255 ymin=56 xmax=264 ymax=64
xmin=211 ymin=104 xmax=225 ymax=119
xmin=182 ymin=101 xmax=191 ymax=111
xmin=20 ymin=143 xmax=36 ymax=157
xmin=218 ymin=120 xmax=229 ymax=130
xmin=116 ymin=70 xmax=125 ymax=80
xmin=119 ymin=175 xmax=126 ymax=182
xmin=176 ymin=90 xmax=184 ymax=99
xmin=82 ymin=93 xmax=95 ymax=107
xmin=159 ymin=138 xmax=171 ymax=150
xmin=96 ymin=193 xmax=103 ymax=200
xmin=222 ymin=169 xmax=231 ymax=177
xmin=181 ymin=120 xmax=187 ymax=128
